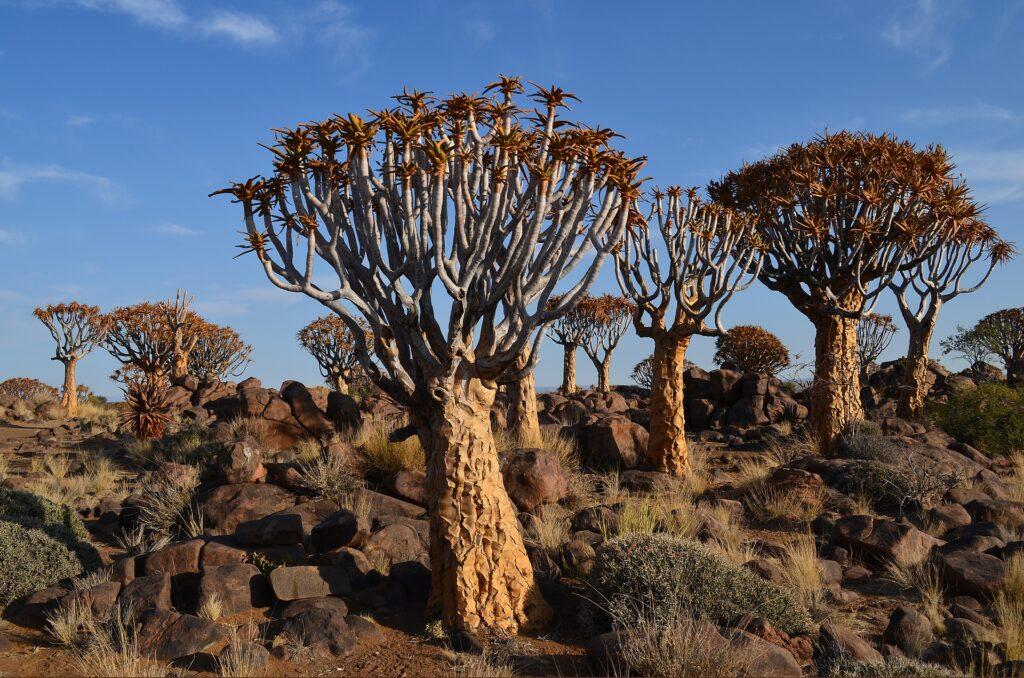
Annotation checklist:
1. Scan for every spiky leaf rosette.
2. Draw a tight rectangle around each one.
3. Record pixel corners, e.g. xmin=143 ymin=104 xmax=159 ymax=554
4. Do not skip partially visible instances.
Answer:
xmin=120 ymin=380 xmax=174 ymax=440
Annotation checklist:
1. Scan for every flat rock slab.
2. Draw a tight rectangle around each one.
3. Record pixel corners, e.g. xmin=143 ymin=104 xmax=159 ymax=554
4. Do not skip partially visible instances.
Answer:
xmin=269 ymin=566 xmax=351 ymax=601
xmin=136 ymin=608 xmax=227 ymax=661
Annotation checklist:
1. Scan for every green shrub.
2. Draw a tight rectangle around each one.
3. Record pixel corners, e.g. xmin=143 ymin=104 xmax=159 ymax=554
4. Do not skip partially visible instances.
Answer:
xmin=832 ymin=460 xmax=915 ymax=515
xmin=818 ymin=654 xmax=954 ymax=677
xmin=0 ymin=487 xmax=89 ymax=540
xmin=1 ymin=515 xmax=100 ymax=573
xmin=590 ymin=533 xmax=812 ymax=635
xmin=0 ymin=518 xmax=83 ymax=607
xmin=929 ymin=383 xmax=1024 ymax=456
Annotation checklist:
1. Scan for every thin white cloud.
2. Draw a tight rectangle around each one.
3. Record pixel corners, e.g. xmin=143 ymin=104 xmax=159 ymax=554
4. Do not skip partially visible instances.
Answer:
xmin=955 ymin=149 xmax=1024 ymax=204
xmin=201 ymin=12 xmax=278 ymax=45
xmin=66 ymin=114 xmax=96 ymax=127
xmin=900 ymin=103 xmax=1019 ymax=126
xmin=0 ymin=162 xmax=127 ymax=205
xmin=314 ymin=1 xmax=374 ymax=61
xmin=151 ymin=222 xmax=199 ymax=236
xmin=75 ymin=0 xmax=187 ymax=28
xmin=464 ymin=17 xmax=494 ymax=47
xmin=0 ymin=228 xmax=28 ymax=246
xmin=882 ymin=0 xmax=961 ymax=68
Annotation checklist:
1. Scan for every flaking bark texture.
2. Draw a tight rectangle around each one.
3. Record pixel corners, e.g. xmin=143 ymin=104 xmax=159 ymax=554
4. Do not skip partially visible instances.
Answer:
xmin=172 ymin=352 xmax=189 ymax=382
xmin=417 ymin=377 xmax=550 ymax=633
xmin=332 ymin=374 xmax=349 ymax=395
xmin=597 ymin=356 xmax=612 ymax=393
xmin=60 ymin=359 xmax=78 ymax=417
xmin=561 ymin=345 xmax=577 ymax=394
xmin=506 ymin=369 xmax=541 ymax=446
xmin=896 ymin=323 xmax=935 ymax=419
xmin=647 ymin=334 xmax=690 ymax=475
xmin=811 ymin=313 xmax=863 ymax=452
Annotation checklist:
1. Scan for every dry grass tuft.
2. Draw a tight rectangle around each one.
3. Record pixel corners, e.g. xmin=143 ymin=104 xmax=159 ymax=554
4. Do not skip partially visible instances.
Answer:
xmin=616 ymin=496 xmax=660 ymax=536
xmin=77 ymin=400 xmax=119 ymax=432
xmin=703 ymin=504 xmax=755 ymax=566
xmin=883 ymin=558 xmax=946 ymax=632
xmin=617 ymin=607 xmax=755 ymax=677
xmin=225 ymin=415 xmax=272 ymax=450
xmin=71 ymin=604 xmax=164 ymax=677
xmin=137 ymin=465 xmax=201 ymax=539
xmin=216 ymin=624 xmax=267 ymax=677
xmin=298 ymin=450 xmax=363 ymax=505
xmin=745 ymin=481 xmax=824 ymax=525
xmin=46 ymin=597 xmax=94 ymax=648
xmin=527 ymin=504 xmax=570 ymax=553
xmin=779 ymin=533 xmax=825 ymax=615
xmin=358 ymin=422 xmax=425 ymax=475
xmin=997 ymin=552 xmax=1024 ymax=660
xmin=449 ymin=652 xmax=514 ymax=678
xmin=1008 ymin=452 xmax=1024 ymax=505
xmin=197 ymin=592 xmax=223 ymax=621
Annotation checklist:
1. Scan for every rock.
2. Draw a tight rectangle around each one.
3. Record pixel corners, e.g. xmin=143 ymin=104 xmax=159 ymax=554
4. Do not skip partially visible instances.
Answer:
xmin=216 ymin=642 xmax=269 ymax=671
xmin=355 ymin=488 xmax=425 ymax=520
xmin=360 ymin=517 xmax=429 ymax=573
xmin=389 ymin=561 xmax=431 ymax=601
xmin=883 ymin=606 xmax=934 ymax=657
xmin=261 ymin=397 xmax=306 ymax=449
xmin=316 ymin=548 xmax=375 ymax=589
xmin=143 ymin=539 xmax=203 ymax=577
xmin=619 ymin=470 xmax=677 ymax=494
xmin=118 ymin=573 xmax=172 ymax=611
xmin=270 ymin=499 xmax=341 ymax=537
xmin=200 ymin=541 xmax=248 ymax=569
xmin=198 ymin=563 xmax=271 ymax=616
xmin=710 ymin=369 xmax=743 ymax=404
xmin=281 ymin=381 xmax=334 ymax=438
xmin=929 ymin=503 xmax=972 ymax=532
xmin=311 ymin=509 xmax=370 ymax=552
xmin=686 ymin=398 xmax=716 ymax=431
xmin=582 ymin=416 xmax=648 ymax=470
xmin=217 ymin=440 xmax=266 ymax=484
xmin=816 ymin=622 xmax=883 ymax=666
xmin=965 ymin=498 xmax=1024 ymax=527
xmin=572 ymin=506 xmax=616 ymax=534
xmin=560 ymin=539 xmax=596 ymax=576
xmin=235 ymin=513 xmax=304 ymax=546
xmin=136 ymin=609 xmax=227 ymax=661
xmin=277 ymin=596 xmax=348 ymax=619
xmin=276 ymin=608 xmax=356 ymax=657
xmin=199 ymin=483 xmax=296 ymax=535
xmin=382 ymin=470 xmax=427 ymax=507
xmin=745 ymin=558 xmax=787 ymax=586
xmin=269 ymin=566 xmax=351 ymax=601
xmin=818 ymin=559 xmax=843 ymax=586
xmin=834 ymin=515 xmax=942 ymax=565
xmin=500 ymin=448 xmax=568 ymax=513
xmin=58 ymin=582 xmax=121 ymax=620
xmin=724 ymin=628 xmax=802 ymax=677
xmin=111 ymin=555 xmax=136 ymax=585
xmin=6 ymin=586 xmax=64 ymax=628
xmin=726 ymin=396 xmax=769 ymax=428
xmin=326 ymin=391 xmax=362 ymax=435
xmin=940 ymin=550 xmax=1005 ymax=598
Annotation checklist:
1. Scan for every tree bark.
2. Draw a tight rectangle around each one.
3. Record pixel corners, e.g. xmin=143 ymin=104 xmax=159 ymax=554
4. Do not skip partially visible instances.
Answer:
xmin=896 ymin=321 xmax=935 ymax=419
xmin=171 ymin=350 xmax=189 ymax=382
xmin=505 ymin=365 xmax=541 ymax=446
xmin=810 ymin=312 xmax=864 ymax=452
xmin=60 ymin=358 xmax=79 ymax=418
xmin=647 ymin=334 xmax=691 ymax=475
xmin=561 ymin=344 xmax=577 ymax=394
xmin=415 ymin=377 xmax=550 ymax=632
xmin=597 ymin=355 xmax=612 ymax=393
xmin=332 ymin=374 xmax=349 ymax=395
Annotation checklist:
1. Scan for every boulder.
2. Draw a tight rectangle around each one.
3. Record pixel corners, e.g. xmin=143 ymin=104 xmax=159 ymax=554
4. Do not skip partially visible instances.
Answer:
xmin=235 ymin=513 xmax=304 ymax=546
xmin=834 ymin=515 xmax=942 ymax=565
xmin=277 ymin=595 xmax=348 ymax=619
xmin=197 ymin=563 xmax=272 ymax=616
xmin=118 ymin=573 xmax=172 ymax=611
xmin=217 ymin=440 xmax=266 ymax=484
xmin=58 ymin=582 xmax=121 ymax=620
xmin=216 ymin=642 xmax=269 ymax=672
xmin=360 ymin=517 xmax=430 ymax=573
xmin=500 ymin=448 xmax=568 ymax=513
xmin=929 ymin=503 xmax=972 ymax=532
xmin=269 ymin=566 xmax=352 ymax=601
xmin=311 ymin=509 xmax=370 ymax=552
xmin=199 ymin=483 xmax=296 ymax=535
xmin=382 ymin=470 xmax=428 ymax=507
xmin=326 ymin=391 xmax=362 ymax=435
xmin=726 ymin=396 xmax=769 ymax=428
xmin=275 ymin=608 xmax=356 ymax=657
xmin=582 ymin=416 xmax=648 ymax=470
xmin=816 ymin=622 xmax=883 ymax=666
xmin=261 ymin=397 xmax=306 ymax=449
xmin=882 ymin=606 xmax=934 ymax=657
xmin=135 ymin=609 xmax=227 ymax=661
xmin=940 ymin=550 xmax=1005 ymax=598
xmin=200 ymin=541 xmax=247 ymax=569
xmin=143 ymin=539 xmax=203 ymax=577
xmin=281 ymin=381 xmax=334 ymax=438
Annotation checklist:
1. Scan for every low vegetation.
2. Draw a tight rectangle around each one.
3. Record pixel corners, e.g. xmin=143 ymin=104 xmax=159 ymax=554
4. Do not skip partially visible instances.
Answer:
xmin=930 ymin=383 xmax=1024 ymax=456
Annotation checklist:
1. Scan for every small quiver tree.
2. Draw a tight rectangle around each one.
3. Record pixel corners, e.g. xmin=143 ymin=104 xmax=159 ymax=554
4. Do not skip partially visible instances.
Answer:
xmin=890 ymin=224 xmax=1011 ymax=417
xmin=545 ymin=295 xmax=589 ymax=394
xmin=214 ymin=77 xmax=639 ymax=632
xmin=103 ymin=302 xmax=176 ymax=386
xmin=975 ymin=308 xmax=1024 ymax=385
xmin=32 ymin=302 xmax=108 ymax=417
xmin=616 ymin=187 xmax=761 ymax=475
xmin=297 ymin=315 xmax=368 ymax=394
xmin=189 ymin=323 xmax=252 ymax=383
xmin=710 ymin=132 xmax=977 ymax=451
xmin=856 ymin=313 xmax=898 ymax=370
xmin=163 ymin=290 xmax=208 ymax=382
xmin=941 ymin=324 xmax=996 ymax=377
xmin=578 ymin=294 xmax=635 ymax=392
xmin=631 ymin=355 xmax=654 ymax=388
xmin=713 ymin=325 xmax=790 ymax=376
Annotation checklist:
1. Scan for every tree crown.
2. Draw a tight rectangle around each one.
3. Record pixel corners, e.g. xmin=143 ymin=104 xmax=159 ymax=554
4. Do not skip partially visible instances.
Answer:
xmin=713 ymin=325 xmax=790 ymax=375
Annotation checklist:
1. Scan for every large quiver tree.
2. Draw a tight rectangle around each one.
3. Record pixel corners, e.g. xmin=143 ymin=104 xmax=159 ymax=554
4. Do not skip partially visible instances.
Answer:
xmin=714 ymin=325 xmax=790 ymax=376
xmin=616 ymin=187 xmax=761 ymax=475
xmin=579 ymin=294 xmax=635 ymax=392
xmin=215 ymin=77 xmax=639 ymax=632
xmin=189 ymin=324 xmax=252 ymax=382
xmin=890 ymin=224 xmax=1011 ymax=416
xmin=32 ymin=302 xmax=108 ymax=417
xmin=545 ymin=295 xmax=589 ymax=393
xmin=164 ymin=290 xmax=205 ymax=382
xmin=297 ymin=315 xmax=368 ymax=394
xmin=104 ymin=302 xmax=176 ymax=385
xmin=710 ymin=131 xmax=979 ymax=450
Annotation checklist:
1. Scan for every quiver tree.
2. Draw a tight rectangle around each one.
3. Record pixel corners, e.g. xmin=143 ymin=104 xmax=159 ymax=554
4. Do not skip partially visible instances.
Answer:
xmin=975 ymin=308 xmax=1024 ymax=384
xmin=856 ymin=313 xmax=898 ymax=368
xmin=0 ymin=378 xmax=58 ymax=403
xmin=164 ymin=290 xmax=206 ymax=381
xmin=713 ymin=325 xmax=790 ymax=376
xmin=503 ymin=348 xmax=542 ymax=445
xmin=579 ymin=294 xmax=635 ymax=392
xmin=710 ymin=131 xmax=980 ymax=450
xmin=616 ymin=187 xmax=761 ymax=475
xmin=32 ymin=302 xmax=108 ymax=417
xmin=941 ymin=324 xmax=995 ymax=376
xmin=545 ymin=295 xmax=589 ymax=393
xmin=214 ymin=77 xmax=639 ymax=631
xmin=189 ymin=324 xmax=252 ymax=382
xmin=631 ymin=356 xmax=654 ymax=388
xmin=890 ymin=224 xmax=1011 ymax=416
xmin=297 ymin=315 xmax=368 ymax=394
xmin=104 ymin=302 xmax=176 ymax=385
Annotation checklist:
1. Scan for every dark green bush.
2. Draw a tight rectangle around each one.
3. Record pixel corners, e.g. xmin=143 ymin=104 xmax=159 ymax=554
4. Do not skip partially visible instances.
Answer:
xmin=0 ymin=518 xmax=83 ymax=607
xmin=929 ymin=382 xmax=1024 ymax=456
xmin=832 ymin=460 xmax=915 ymax=515
xmin=0 ymin=487 xmax=89 ymax=540
xmin=590 ymin=533 xmax=812 ymax=635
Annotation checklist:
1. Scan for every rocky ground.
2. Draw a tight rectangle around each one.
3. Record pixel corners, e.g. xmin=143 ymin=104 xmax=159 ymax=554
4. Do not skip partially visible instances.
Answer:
xmin=0 ymin=367 xmax=1021 ymax=677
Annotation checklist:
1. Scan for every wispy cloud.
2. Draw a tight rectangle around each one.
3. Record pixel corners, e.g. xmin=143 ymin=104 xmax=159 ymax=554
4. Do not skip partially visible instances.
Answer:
xmin=151 ymin=222 xmax=199 ymax=236
xmin=66 ymin=114 xmax=96 ymax=127
xmin=193 ymin=285 xmax=300 ymax=317
xmin=201 ymin=12 xmax=278 ymax=45
xmin=0 ymin=162 xmax=127 ymax=205
xmin=0 ymin=228 xmax=28 ymax=246
xmin=464 ymin=17 xmax=494 ymax=47
xmin=76 ymin=0 xmax=187 ymax=28
xmin=882 ymin=0 xmax=962 ymax=68
xmin=311 ymin=1 xmax=374 ymax=68
xmin=900 ymin=103 xmax=1019 ymax=126
xmin=955 ymin=148 xmax=1024 ymax=204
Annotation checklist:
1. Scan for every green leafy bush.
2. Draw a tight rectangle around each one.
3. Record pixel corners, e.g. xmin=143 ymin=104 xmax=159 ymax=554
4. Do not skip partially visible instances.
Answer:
xmin=0 ymin=518 xmax=83 ymax=607
xmin=929 ymin=383 xmax=1024 ymax=456
xmin=0 ymin=487 xmax=89 ymax=540
xmin=590 ymin=533 xmax=812 ymax=635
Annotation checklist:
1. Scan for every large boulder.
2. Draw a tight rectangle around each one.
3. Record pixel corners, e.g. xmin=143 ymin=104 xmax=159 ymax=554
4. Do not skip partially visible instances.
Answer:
xmin=274 ymin=608 xmax=356 ymax=657
xmin=199 ymin=483 xmax=296 ymax=535
xmin=197 ymin=563 xmax=271 ymax=616
xmin=235 ymin=513 xmax=304 ymax=546
xmin=311 ymin=509 xmax=370 ymax=552
xmin=269 ymin=566 xmax=351 ymax=602
xmin=216 ymin=440 xmax=266 ymax=484
xmin=581 ymin=416 xmax=648 ymax=470
xmin=326 ymin=391 xmax=362 ymax=435
xmin=939 ymin=550 xmax=1005 ymax=598
xmin=833 ymin=515 xmax=941 ymax=565
xmin=360 ymin=516 xmax=429 ymax=573
xmin=135 ymin=609 xmax=227 ymax=662
xmin=142 ymin=539 xmax=203 ymax=577
xmin=500 ymin=448 xmax=568 ymax=513
xmin=261 ymin=397 xmax=306 ymax=449
xmin=118 ymin=573 xmax=172 ymax=611
xmin=281 ymin=381 xmax=334 ymax=438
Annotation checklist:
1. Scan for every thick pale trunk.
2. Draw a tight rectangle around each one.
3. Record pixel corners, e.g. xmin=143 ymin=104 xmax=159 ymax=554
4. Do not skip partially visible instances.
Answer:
xmin=647 ymin=334 xmax=690 ymax=476
xmin=896 ymin=322 xmax=935 ymax=419
xmin=172 ymin=351 xmax=189 ymax=382
xmin=505 ymin=365 xmax=541 ymax=446
xmin=810 ymin=312 xmax=863 ymax=452
xmin=332 ymin=374 xmax=349 ymax=395
xmin=561 ymin=344 xmax=577 ymax=394
xmin=415 ymin=378 xmax=549 ymax=632
xmin=597 ymin=355 xmax=612 ymax=393
xmin=60 ymin=359 xmax=79 ymax=418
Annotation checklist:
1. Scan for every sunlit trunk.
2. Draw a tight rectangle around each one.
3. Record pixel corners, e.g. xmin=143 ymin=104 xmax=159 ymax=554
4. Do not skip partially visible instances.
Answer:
xmin=810 ymin=310 xmax=863 ymax=452
xmin=896 ymin=321 xmax=935 ymax=419
xmin=415 ymin=377 xmax=550 ymax=632
xmin=561 ymin=344 xmax=577 ymax=394
xmin=647 ymin=334 xmax=690 ymax=475
xmin=505 ymin=360 xmax=541 ymax=446
xmin=332 ymin=374 xmax=349 ymax=395
xmin=60 ymin=358 xmax=79 ymax=418
xmin=597 ymin=355 xmax=612 ymax=393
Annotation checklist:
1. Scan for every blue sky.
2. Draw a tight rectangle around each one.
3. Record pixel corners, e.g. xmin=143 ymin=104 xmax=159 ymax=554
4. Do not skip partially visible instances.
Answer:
xmin=1 ymin=0 xmax=1022 ymax=398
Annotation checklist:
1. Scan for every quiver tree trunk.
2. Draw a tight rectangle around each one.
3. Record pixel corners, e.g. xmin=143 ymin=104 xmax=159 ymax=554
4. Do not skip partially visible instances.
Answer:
xmin=60 ymin=358 xmax=79 ymax=417
xmin=647 ymin=334 xmax=691 ymax=475
xmin=505 ymin=366 xmax=541 ymax=446
xmin=561 ymin=345 xmax=577 ymax=394
xmin=415 ymin=377 xmax=550 ymax=632
xmin=332 ymin=374 xmax=349 ymax=395
xmin=810 ymin=311 xmax=864 ymax=452
xmin=171 ymin=351 xmax=189 ymax=382
xmin=896 ymin=322 xmax=935 ymax=419
xmin=597 ymin=356 xmax=612 ymax=393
